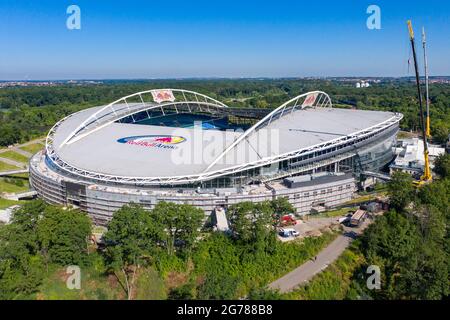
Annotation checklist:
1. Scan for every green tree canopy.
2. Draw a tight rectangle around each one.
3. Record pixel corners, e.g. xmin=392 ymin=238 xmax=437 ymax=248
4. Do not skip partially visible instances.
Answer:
xmin=433 ymin=153 xmax=450 ymax=179
xmin=227 ymin=201 xmax=275 ymax=247
xmin=387 ymin=172 xmax=415 ymax=211
xmin=103 ymin=204 xmax=164 ymax=299
xmin=152 ymin=201 xmax=204 ymax=256
xmin=0 ymin=200 xmax=91 ymax=299
xmin=36 ymin=206 xmax=91 ymax=266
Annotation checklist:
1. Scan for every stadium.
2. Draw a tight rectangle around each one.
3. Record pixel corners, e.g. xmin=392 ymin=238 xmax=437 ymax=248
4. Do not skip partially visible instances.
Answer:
xmin=29 ymin=89 xmax=403 ymax=225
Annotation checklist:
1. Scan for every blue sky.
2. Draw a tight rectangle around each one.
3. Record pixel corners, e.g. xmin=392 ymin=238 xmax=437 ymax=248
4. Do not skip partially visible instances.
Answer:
xmin=0 ymin=0 xmax=449 ymax=80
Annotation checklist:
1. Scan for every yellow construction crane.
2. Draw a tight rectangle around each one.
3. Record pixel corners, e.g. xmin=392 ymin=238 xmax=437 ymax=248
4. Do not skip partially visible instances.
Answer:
xmin=407 ymin=20 xmax=432 ymax=184
xmin=422 ymin=27 xmax=431 ymax=138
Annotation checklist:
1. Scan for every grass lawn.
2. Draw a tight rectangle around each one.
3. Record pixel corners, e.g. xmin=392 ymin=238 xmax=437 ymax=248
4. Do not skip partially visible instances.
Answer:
xmin=0 ymin=150 xmax=30 ymax=163
xmin=34 ymin=254 xmax=167 ymax=300
xmin=20 ymin=143 xmax=44 ymax=155
xmin=8 ymin=172 xmax=29 ymax=179
xmin=316 ymin=207 xmax=358 ymax=218
xmin=397 ymin=131 xmax=416 ymax=139
xmin=0 ymin=197 xmax=26 ymax=209
xmin=0 ymin=161 xmax=20 ymax=172
xmin=135 ymin=267 xmax=167 ymax=299
xmin=342 ymin=194 xmax=379 ymax=206
xmin=35 ymin=261 xmax=124 ymax=300
xmin=0 ymin=177 xmax=30 ymax=193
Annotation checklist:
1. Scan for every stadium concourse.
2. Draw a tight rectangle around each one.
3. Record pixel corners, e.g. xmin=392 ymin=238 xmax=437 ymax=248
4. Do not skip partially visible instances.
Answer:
xmin=29 ymin=89 xmax=403 ymax=225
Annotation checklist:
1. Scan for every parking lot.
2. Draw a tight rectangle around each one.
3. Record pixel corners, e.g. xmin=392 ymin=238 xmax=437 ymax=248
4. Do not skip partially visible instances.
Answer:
xmin=277 ymin=216 xmax=342 ymax=242
xmin=276 ymin=209 xmax=381 ymax=242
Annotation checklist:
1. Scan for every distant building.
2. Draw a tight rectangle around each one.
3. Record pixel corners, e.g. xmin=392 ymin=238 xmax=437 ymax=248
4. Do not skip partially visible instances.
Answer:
xmin=390 ymin=138 xmax=445 ymax=178
xmin=356 ymin=81 xmax=370 ymax=88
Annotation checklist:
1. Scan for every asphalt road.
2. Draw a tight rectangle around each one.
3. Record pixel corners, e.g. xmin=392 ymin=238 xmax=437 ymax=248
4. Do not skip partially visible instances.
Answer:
xmin=269 ymin=221 xmax=371 ymax=293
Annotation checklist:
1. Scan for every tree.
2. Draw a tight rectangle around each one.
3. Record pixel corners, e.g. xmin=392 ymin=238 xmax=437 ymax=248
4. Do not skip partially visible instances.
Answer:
xmin=404 ymin=204 xmax=449 ymax=299
xmin=360 ymin=210 xmax=420 ymax=299
xmin=433 ymin=153 xmax=450 ymax=179
xmin=168 ymin=282 xmax=196 ymax=300
xmin=0 ymin=200 xmax=91 ymax=299
xmin=103 ymin=204 xmax=163 ymax=300
xmin=387 ymin=172 xmax=415 ymax=211
xmin=432 ymin=122 xmax=449 ymax=145
xmin=197 ymin=272 xmax=239 ymax=300
xmin=227 ymin=202 xmax=256 ymax=242
xmin=270 ymin=197 xmax=295 ymax=225
xmin=360 ymin=201 xmax=449 ymax=300
xmin=227 ymin=201 xmax=274 ymax=245
xmin=417 ymin=178 xmax=450 ymax=218
xmin=247 ymin=287 xmax=283 ymax=300
xmin=10 ymin=200 xmax=47 ymax=254
xmin=152 ymin=202 xmax=204 ymax=256
xmin=0 ymin=124 xmax=21 ymax=146
xmin=36 ymin=206 xmax=91 ymax=266
xmin=0 ymin=223 xmax=44 ymax=299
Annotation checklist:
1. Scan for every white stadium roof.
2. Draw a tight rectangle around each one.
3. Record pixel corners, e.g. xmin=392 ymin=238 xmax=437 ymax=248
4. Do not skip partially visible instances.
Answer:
xmin=46 ymin=89 xmax=403 ymax=185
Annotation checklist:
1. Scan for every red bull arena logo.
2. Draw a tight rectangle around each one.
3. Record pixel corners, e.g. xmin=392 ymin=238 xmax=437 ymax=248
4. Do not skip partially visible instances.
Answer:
xmin=117 ymin=135 xmax=186 ymax=150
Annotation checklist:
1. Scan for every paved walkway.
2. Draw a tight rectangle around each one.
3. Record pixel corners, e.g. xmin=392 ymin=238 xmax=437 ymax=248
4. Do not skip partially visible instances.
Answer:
xmin=0 ymin=156 xmax=26 ymax=168
xmin=269 ymin=234 xmax=353 ymax=293
xmin=269 ymin=220 xmax=372 ymax=293
xmin=0 ymin=138 xmax=44 ymax=172
xmin=12 ymin=147 xmax=32 ymax=158
xmin=0 ymin=169 xmax=29 ymax=176
xmin=0 ymin=138 xmax=45 ymax=155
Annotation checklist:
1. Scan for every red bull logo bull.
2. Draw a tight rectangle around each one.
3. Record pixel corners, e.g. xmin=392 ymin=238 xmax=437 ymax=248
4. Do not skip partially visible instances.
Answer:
xmin=117 ymin=135 xmax=186 ymax=150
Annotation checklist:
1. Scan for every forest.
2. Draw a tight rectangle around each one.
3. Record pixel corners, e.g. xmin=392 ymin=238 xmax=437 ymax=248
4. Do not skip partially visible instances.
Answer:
xmin=0 ymin=197 xmax=337 ymax=299
xmin=276 ymin=154 xmax=450 ymax=300
xmin=0 ymin=78 xmax=449 ymax=146
xmin=1 ymin=154 xmax=449 ymax=300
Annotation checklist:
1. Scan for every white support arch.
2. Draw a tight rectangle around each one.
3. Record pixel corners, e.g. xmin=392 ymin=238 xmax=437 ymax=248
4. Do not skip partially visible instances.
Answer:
xmin=44 ymin=89 xmax=403 ymax=186
xmin=60 ymin=89 xmax=229 ymax=146
xmin=45 ymin=112 xmax=403 ymax=186
xmin=203 ymin=91 xmax=332 ymax=172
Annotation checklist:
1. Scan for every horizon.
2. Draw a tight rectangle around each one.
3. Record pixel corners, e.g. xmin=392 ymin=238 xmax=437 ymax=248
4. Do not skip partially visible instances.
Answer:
xmin=1 ymin=0 xmax=449 ymax=80
xmin=2 ymin=75 xmax=450 ymax=82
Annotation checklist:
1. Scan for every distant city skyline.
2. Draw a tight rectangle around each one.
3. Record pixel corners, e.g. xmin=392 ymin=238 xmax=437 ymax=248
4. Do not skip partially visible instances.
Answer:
xmin=1 ymin=0 xmax=449 ymax=80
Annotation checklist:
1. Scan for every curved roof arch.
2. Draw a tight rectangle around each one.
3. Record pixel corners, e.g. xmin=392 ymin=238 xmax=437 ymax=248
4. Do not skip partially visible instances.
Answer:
xmin=204 ymin=91 xmax=332 ymax=172
xmin=61 ymin=89 xmax=229 ymax=146
xmin=44 ymin=89 xmax=403 ymax=186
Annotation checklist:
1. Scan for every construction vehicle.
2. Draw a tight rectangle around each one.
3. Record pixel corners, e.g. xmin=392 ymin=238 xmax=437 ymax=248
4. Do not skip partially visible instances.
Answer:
xmin=422 ymin=27 xmax=431 ymax=138
xmin=349 ymin=209 xmax=367 ymax=227
xmin=280 ymin=214 xmax=297 ymax=227
xmin=407 ymin=20 xmax=432 ymax=185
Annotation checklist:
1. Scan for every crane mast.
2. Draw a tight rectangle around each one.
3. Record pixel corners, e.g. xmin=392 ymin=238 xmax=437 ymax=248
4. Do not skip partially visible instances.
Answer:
xmin=407 ymin=20 xmax=432 ymax=182
xmin=422 ymin=27 xmax=431 ymax=138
